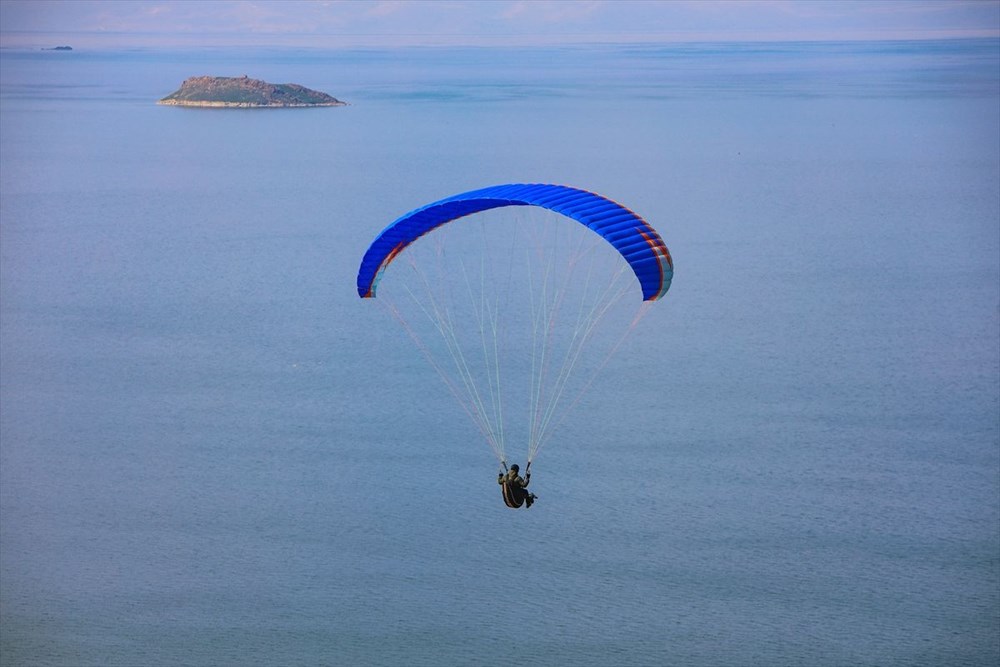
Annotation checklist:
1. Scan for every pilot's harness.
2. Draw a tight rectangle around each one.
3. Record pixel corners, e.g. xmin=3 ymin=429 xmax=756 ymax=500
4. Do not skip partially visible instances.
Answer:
xmin=499 ymin=460 xmax=533 ymax=509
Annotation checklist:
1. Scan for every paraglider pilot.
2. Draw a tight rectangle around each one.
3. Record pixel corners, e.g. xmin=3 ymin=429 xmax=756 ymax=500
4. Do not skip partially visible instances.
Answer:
xmin=498 ymin=463 xmax=537 ymax=509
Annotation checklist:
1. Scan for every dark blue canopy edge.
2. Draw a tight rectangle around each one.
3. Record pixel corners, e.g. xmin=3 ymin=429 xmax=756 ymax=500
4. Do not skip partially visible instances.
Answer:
xmin=357 ymin=183 xmax=673 ymax=301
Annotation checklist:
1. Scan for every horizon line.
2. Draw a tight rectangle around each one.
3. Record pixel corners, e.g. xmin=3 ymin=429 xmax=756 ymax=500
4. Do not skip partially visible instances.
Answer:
xmin=3 ymin=29 xmax=998 ymax=50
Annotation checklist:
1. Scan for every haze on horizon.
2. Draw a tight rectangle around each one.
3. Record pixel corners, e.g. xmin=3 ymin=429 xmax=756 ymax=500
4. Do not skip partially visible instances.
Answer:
xmin=1 ymin=0 xmax=998 ymax=49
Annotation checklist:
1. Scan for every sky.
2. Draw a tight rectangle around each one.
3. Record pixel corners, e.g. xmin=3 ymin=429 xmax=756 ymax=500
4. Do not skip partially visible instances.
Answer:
xmin=0 ymin=0 xmax=998 ymax=48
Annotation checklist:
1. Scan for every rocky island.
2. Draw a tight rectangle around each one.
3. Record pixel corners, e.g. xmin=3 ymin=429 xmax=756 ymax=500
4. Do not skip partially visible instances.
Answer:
xmin=158 ymin=75 xmax=346 ymax=108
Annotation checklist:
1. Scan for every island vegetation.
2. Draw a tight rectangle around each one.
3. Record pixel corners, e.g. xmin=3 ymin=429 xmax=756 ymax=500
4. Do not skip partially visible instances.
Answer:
xmin=158 ymin=75 xmax=346 ymax=108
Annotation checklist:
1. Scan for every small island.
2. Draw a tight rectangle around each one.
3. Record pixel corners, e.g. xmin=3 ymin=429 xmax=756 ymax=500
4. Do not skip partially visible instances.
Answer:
xmin=158 ymin=75 xmax=346 ymax=108
xmin=43 ymin=46 xmax=73 ymax=51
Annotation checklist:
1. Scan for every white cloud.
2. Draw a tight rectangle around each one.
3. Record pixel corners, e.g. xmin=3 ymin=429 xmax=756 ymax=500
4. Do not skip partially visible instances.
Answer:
xmin=0 ymin=0 xmax=996 ymax=48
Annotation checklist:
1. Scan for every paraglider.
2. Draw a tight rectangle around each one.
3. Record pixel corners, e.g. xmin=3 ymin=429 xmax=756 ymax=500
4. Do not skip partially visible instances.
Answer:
xmin=358 ymin=183 xmax=672 ymax=301
xmin=357 ymin=184 xmax=672 ymax=508
xmin=498 ymin=463 xmax=536 ymax=509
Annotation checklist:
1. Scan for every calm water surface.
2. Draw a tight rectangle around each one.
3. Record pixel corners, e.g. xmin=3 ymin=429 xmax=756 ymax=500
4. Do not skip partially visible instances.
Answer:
xmin=1 ymin=41 xmax=998 ymax=666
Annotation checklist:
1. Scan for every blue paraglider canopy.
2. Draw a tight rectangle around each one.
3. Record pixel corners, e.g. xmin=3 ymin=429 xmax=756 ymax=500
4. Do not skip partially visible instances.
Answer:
xmin=357 ymin=183 xmax=673 ymax=301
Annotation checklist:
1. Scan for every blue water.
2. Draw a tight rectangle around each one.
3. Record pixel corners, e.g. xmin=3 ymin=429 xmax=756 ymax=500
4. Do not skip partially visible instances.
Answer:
xmin=1 ymin=40 xmax=998 ymax=666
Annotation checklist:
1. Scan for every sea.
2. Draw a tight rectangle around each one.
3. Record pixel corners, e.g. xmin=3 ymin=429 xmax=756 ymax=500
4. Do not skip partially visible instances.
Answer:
xmin=1 ymin=39 xmax=998 ymax=667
